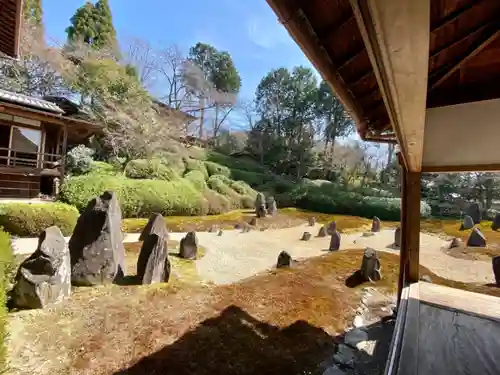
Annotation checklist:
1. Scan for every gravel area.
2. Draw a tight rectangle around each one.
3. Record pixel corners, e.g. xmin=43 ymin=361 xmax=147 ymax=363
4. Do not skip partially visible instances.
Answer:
xmin=11 ymin=226 xmax=495 ymax=285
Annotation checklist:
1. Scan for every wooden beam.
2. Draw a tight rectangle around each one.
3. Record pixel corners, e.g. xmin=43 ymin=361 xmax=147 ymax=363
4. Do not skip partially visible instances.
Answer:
xmin=13 ymin=0 xmax=23 ymax=58
xmin=404 ymin=169 xmax=421 ymax=284
xmin=350 ymin=0 xmax=430 ymax=172
xmin=337 ymin=46 xmax=365 ymax=70
xmin=422 ymin=164 xmax=500 ymax=173
xmin=430 ymin=28 xmax=500 ymax=90
xmin=430 ymin=1 xmax=476 ymax=32
xmin=316 ymin=13 xmax=353 ymax=41
xmin=397 ymin=152 xmax=407 ymax=306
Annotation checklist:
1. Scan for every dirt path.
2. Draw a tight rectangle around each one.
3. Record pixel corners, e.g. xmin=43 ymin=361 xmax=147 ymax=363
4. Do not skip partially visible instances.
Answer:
xmin=12 ymin=225 xmax=495 ymax=285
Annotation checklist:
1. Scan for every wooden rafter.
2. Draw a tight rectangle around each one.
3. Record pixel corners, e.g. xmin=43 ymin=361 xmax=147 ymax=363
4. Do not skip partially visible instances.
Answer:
xmin=337 ymin=46 xmax=365 ymax=70
xmin=345 ymin=68 xmax=373 ymax=87
xmin=429 ymin=27 xmax=500 ymax=90
xmin=316 ymin=13 xmax=353 ymax=40
xmin=430 ymin=1 xmax=477 ymax=32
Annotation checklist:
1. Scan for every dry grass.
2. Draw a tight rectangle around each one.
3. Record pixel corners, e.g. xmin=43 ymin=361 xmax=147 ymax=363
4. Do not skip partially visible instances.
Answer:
xmin=121 ymin=210 xmax=305 ymax=233
xmin=8 ymin=248 xmax=500 ymax=375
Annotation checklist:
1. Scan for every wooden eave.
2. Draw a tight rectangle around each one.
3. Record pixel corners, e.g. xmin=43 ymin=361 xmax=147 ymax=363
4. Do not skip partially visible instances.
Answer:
xmin=0 ymin=0 xmax=22 ymax=58
xmin=267 ymin=0 xmax=500 ymax=153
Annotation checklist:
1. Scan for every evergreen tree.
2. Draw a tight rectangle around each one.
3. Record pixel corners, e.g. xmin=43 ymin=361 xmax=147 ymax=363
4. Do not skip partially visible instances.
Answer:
xmin=66 ymin=2 xmax=97 ymax=45
xmin=23 ymin=0 xmax=43 ymax=26
xmin=66 ymin=0 xmax=117 ymax=53
xmin=93 ymin=0 xmax=118 ymax=50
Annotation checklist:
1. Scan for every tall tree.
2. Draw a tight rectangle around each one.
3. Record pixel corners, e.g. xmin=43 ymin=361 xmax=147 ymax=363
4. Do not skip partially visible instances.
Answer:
xmin=23 ymin=0 xmax=43 ymax=26
xmin=186 ymin=42 xmax=241 ymax=138
xmin=66 ymin=0 xmax=118 ymax=53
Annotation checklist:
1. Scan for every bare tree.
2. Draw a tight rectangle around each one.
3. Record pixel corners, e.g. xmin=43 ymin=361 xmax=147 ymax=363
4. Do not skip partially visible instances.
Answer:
xmin=122 ymin=37 xmax=157 ymax=88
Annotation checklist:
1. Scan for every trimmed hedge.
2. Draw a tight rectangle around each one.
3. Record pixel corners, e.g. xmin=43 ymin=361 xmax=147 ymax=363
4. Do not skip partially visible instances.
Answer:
xmin=184 ymin=158 xmax=209 ymax=180
xmin=0 ymin=203 xmax=79 ymax=237
xmin=230 ymin=180 xmax=257 ymax=199
xmin=124 ymin=159 xmax=179 ymax=181
xmin=230 ymin=169 xmax=273 ymax=187
xmin=60 ymin=175 xmax=206 ymax=217
xmin=203 ymin=189 xmax=232 ymax=215
xmin=0 ymin=229 xmax=12 ymax=371
xmin=88 ymin=161 xmax=121 ymax=176
xmin=204 ymin=161 xmax=231 ymax=178
xmin=207 ymin=151 xmax=267 ymax=173
xmin=207 ymin=175 xmax=255 ymax=209
xmin=184 ymin=170 xmax=207 ymax=191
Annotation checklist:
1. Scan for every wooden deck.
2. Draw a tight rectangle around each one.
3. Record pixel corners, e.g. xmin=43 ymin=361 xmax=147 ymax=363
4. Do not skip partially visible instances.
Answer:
xmin=386 ymin=281 xmax=500 ymax=375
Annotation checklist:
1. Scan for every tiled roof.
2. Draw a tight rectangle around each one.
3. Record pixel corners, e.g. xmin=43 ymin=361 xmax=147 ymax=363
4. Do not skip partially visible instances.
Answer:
xmin=0 ymin=88 xmax=64 ymax=114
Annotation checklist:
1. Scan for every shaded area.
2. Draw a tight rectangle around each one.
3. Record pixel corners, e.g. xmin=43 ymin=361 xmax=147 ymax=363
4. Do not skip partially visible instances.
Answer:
xmin=114 ymin=305 xmax=336 ymax=375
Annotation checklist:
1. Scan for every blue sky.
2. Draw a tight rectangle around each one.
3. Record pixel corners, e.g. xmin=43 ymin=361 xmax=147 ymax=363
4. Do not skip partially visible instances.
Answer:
xmin=42 ymin=0 xmax=316 ymax=100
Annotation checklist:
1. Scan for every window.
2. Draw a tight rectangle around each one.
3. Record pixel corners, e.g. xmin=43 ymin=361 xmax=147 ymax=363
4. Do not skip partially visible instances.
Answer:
xmin=9 ymin=126 xmax=42 ymax=167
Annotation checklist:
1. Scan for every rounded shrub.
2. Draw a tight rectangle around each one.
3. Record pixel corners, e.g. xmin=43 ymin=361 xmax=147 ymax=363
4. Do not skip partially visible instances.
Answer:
xmin=0 ymin=203 xmax=79 ymax=237
xmin=65 ymin=145 xmax=94 ymax=175
xmin=204 ymin=161 xmax=231 ymax=178
xmin=230 ymin=180 xmax=257 ymax=199
xmin=124 ymin=159 xmax=179 ymax=181
xmin=230 ymin=169 xmax=272 ymax=187
xmin=184 ymin=158 xmax=209 ymax=180
xmin=183 ymin=170 xmax=207 ymax=191
xmin=207 ymin=175 xmax=243 ymax=209
xmin=88 ymin=161 xmax=120 ymax=176
xmin=60 ymin=175 xmax=206 ymax=217
xmin=203 ymin=189 xmax=232 ymax=215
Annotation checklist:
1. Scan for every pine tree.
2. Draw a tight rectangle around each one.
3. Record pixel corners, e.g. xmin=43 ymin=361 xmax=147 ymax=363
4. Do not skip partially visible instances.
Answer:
xmin=23 ymin=0 xmax=43 ymax=26
xmin=92 ymin=0 xmax=117 ymax=51
xmin=66 ymin=2 xmax=97 ymax=45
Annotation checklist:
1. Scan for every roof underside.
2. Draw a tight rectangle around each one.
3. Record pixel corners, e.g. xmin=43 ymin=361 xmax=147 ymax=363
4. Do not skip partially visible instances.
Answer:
xmin=267 ymin=0 xmax=500 ymax=142
xmin=0 ymin=0 xmax=21 ymax=58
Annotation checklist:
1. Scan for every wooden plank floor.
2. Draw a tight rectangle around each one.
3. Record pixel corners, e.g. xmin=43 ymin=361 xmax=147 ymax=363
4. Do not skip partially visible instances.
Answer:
xmin=394 ymin=282 xmax=500 ymax=375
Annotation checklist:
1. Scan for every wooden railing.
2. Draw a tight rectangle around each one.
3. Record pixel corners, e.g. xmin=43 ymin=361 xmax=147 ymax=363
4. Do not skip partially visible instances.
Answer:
xmin=0 ymin=147 xmax=62 ymax=169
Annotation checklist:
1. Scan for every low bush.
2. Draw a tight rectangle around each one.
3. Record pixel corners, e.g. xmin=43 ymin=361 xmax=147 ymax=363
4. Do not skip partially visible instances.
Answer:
xmin=158 ymin=152 xmax=186 ymax=174
xmin=204 ymin=161 xmax=231 ymax=178
xmin=230 ymin=169 xmax=273 ymax=187
xmin=60 ymin=175 xmax=206 ymax=217
xmin=230 ymin=180 xmax=257 ymax=199
xmin=184 ymin=170 xmax=207 ymax=191
xmin=207 ymin=151 xmax=267 ymax=173
xmin=207 ymin=175 xmax=255 ymax=209
xmin=124 ymin=159 xmax=179 ymax=181
xmin=88 ymin=161 xmax=121 ymax=176
xmin=203 ymin=189 xmax=232 ymax=215
xmin=0 ymin=203 xmax=79 ymax=237
xmin=0 ymin=228 xmax=12 ymax=371
xmin=184 ymin=158 xmax=209 ymax=180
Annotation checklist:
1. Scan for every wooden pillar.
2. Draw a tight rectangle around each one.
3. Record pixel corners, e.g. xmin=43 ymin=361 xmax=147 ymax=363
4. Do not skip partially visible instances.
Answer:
xmin=61 ymin=124 xmax=68 ymax=181
xmin=397 ymin=153 xmax=421 ymax=304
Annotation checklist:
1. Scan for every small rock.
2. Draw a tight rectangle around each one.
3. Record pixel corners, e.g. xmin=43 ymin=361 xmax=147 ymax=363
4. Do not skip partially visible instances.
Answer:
xmin=317 ymin=226 xmax=327 ymax=237
xmin=179 ymin=232 xmax=198 ymax=259
xmin=277 ymin=251 xmax=292 ymax=268
xmin=449 ymin=237 xmax=463 ymax=249
xmin=461 ymin=215 xmax=474 ymax=230
xmin=329 ymin=231 xmax=341 ymax=251
xmin=394 ymin=227 xmax=401 ymax=248
xmin=371 ymin=217 xmax=381 ymax=232
xmin=308 ymin=217 xmax=316 ymax=226
xmin=249 ymin=217 xmax=257 ymax=226
xmin=234 ymin=223 xmax=242 ymax=229
xmin=353 ymin=315 xmax=364 ymax=328
xmin=333 ymin=344 xmax=355 ymax=368
xmin=301 ymin=232 xmax=312 ymax=241
xmin=344 ymin=328 xmax=369 ymax=348
xmin=467 ymin=227 xmax=486 ymax=247
xmin=266 ymin=196 xmax=278 ymax=216
xmin=362 ymin=232 xmax=375 ymax=237
xmin=356 ymin=340 xmax=377 ymax=355
xmin=208 ymin=224 xmax=218 ymax=233
xmin=218 ymin=230 xmax=223 ymax=236
xmin=420 ymin=275 xmax=432 ymax=283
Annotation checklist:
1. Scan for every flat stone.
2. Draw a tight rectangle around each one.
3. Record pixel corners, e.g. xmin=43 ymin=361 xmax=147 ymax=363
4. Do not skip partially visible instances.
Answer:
xmin=322 ymin=364 xmax=346 ymax=375
xmin=69 ymin=191 xmax=125 ymax=286
xmin=11 ymin=226 xmax=71 ymax=309
xmin=355 ymin=340 xmax=377 ymax=356
xmin=333 ymin=344 xmax=355 ymax=368
xmin=362 ymin=232 xmax=375 ymax=237
xmin=353 ymin=315 xmax=365 ymax=328
xmin=344 ymin=328 xmax=369 ymax=347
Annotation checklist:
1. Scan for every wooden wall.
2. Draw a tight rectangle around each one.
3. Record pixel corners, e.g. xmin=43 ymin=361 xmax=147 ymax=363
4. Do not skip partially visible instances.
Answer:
xmin=0 ymin=173 xmax=40 ymax=198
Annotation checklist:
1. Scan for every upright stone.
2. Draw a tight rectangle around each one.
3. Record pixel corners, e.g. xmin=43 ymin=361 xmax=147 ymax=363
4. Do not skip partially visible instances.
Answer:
xmin=492 ymin=256 xmax=500 ymax=286
xmin=317 ymin=226 xmax=327 ymax=237
xmin=277 ymin=251 xmax=292 ymax=268
xmin=11 ymin=226 xmax=71 ymax=309
xmin=208 ymin=224 xmax=218 ymax=233
xmin=329 ymin=231 xmax=341 ymax=251
xmin=492 ymin=213 xmax=500 ymax=231
xmin=301 ymin=232 xmax=312 ymax=241
xmin=466 ymin=202 xmax=482 ymax=224
xmin=137 ymin=214 xmax=170 ymax=284
xmin=267 ymin=197 xmax=278 ymax=217
xmin=249 ymin=217 xmax=258 ymax=226
xmin=467 ymin=227 xmax=486 ymax=247
xmin=179 ymin=231 xmax=198 ymax=259
xmin=326 ymin=221 xmax=337 ymax=235
xmin=360 ymin=248 xmax=382 ymax=281
xmin=461 ymin=215 xmax=474 ymax=230
xmin=308 ymin=217 xmax=316 ymax=226
xmin=394 ymin=227 xmax=401 ymax=248
xmin=255 ymin=193 xmax=267 ymax=218
xmin=449 ymin=237 xmax=463 ymax=249
xmin=69 ymin=191 xmax=125 ymax=286
xmin=371 ymin=217 xmax=381 ymax=233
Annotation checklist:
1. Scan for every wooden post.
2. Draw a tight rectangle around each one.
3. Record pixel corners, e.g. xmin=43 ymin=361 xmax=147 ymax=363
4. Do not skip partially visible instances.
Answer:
xmin=397 ymin=152 xmax=421 ymax=305
xmin=61 ymin=124 xmax=68 ymax=182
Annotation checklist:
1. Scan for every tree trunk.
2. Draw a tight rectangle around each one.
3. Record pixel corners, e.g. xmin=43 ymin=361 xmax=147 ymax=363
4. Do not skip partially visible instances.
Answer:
xmin=198 ymin=97 xmax=205 ymax=139
xmin=213 ymin=104 xmax=219 ymax=138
